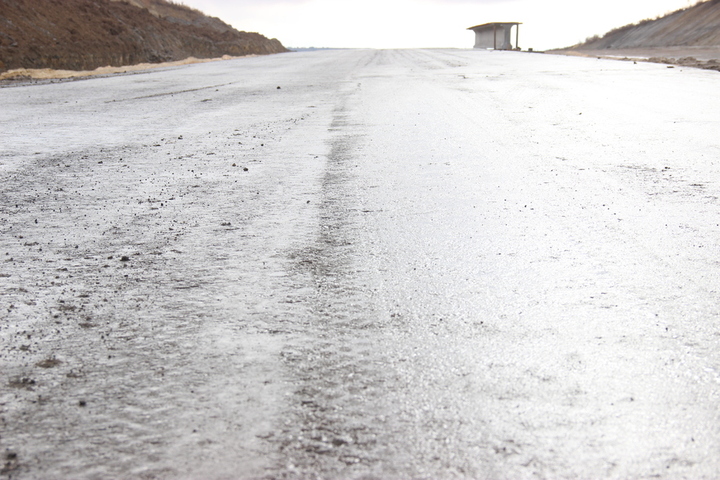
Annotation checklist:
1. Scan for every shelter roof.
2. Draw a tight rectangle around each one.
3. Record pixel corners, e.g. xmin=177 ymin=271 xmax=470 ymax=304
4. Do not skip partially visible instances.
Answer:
xmin=467 ymin=22 xmax=522 ymax=31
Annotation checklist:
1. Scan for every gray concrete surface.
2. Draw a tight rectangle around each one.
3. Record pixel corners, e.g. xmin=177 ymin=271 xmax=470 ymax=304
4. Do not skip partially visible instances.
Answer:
xmin=2 ymin=49 xmax=720 ymax=479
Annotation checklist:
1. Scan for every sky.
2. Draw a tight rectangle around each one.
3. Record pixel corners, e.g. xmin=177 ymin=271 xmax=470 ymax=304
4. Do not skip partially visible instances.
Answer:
xmin=178 ymin=0 xmax=701 ymax=51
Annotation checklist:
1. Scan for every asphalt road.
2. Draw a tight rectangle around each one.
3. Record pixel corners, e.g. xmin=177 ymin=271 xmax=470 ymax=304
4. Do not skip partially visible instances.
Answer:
xmin=2 ymin=49 xmax=720 ymax=479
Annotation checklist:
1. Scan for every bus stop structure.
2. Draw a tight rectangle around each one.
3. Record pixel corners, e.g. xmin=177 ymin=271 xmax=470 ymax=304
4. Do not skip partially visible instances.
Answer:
xmin=467 ymin=22 xmax=521 ymax=50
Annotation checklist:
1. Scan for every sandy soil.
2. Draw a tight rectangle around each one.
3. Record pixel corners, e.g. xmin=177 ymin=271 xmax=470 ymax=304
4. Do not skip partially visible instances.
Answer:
xmin=2 ymin=49 xmax=720 ymax=479
xmin=551 ymin=46 xmax=720 ymax=71
xmin=0 ymin=55 xmax=244 ymax=83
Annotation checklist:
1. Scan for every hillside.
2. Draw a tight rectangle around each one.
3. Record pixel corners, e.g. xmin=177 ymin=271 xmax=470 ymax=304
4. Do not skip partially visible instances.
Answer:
xmin=0 ymin=0 xmax=287 ymax=73
xmin=571 ymin=0 xmax=720 ymax=49
xmin=111 ymin=0 xmax=236 ymax=34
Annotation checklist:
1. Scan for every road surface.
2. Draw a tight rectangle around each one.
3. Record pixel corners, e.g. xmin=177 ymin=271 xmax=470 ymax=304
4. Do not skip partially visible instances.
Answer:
xmin=2 ymin=49 xmax=720 ymax=479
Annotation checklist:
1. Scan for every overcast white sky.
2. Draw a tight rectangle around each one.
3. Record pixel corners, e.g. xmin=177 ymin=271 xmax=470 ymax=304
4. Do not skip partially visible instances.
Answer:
xmin=178 ymin=0 xmax=700 ymax=50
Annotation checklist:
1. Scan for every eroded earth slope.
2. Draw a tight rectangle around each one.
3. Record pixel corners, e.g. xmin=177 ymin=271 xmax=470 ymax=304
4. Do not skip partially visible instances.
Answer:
xmin=0 ymin=0 xmax=286 ymax=72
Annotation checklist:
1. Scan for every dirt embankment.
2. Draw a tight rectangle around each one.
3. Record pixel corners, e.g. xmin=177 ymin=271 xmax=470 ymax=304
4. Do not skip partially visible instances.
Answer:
xmin=578 ymin=0 xmax=720 ymax=49
xmin=0 ymin=0 xmax=287 ymax=73
xmin=552 ymin=0 xmax=720 ymax=71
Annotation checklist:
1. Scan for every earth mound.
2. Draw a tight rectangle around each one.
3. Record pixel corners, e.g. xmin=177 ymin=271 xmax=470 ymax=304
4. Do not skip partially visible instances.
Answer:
xmin=0 ymin=0 xmax=288 ymax=73
xmin=551 ymin=0 xmax=720 ymax=70
xmin=568 ymin=0 xmax=720 ymax=50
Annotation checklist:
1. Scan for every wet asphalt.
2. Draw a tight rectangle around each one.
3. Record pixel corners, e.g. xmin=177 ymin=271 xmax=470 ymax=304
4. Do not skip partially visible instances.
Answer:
xmin=2 ymin=49 xmax=720 ymax=479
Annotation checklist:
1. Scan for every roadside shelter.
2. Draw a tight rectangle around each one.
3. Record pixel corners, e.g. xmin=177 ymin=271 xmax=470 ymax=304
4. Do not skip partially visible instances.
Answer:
xmin=467 ymin=22 xmax=521 ymax=50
